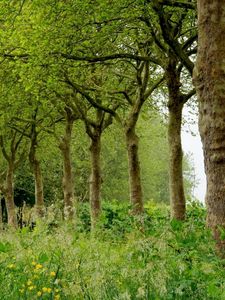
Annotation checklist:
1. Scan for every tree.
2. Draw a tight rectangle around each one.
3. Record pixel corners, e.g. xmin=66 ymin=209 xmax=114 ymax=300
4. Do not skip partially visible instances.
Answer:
xmin=64 ymin=76 xmax=117 ymax=227
xmin=151 ymin=1 xmax=196 ymax=219
xmin=0 ymin=130 xmax=25 ymax=227
xmin=193 ymin=0 xmax=225 ymax=253
xmin=58 ymin=107 xmax=77 ymax=221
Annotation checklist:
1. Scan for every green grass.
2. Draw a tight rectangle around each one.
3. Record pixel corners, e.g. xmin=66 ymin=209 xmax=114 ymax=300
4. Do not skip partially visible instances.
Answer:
xmin=0 ymin=201 xmax=225 ymax=299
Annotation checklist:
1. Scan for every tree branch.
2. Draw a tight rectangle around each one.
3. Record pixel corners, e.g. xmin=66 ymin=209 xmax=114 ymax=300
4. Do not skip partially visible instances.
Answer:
xmin=152 ymin=0 xmax=196 ymax=10
xmin=153 ymin=4 xmax=194 ymax=74
xmin=0 ymin=136 xmax=10 ymax=162
xmin=181 ymin=88 xmax=196 ymax=103
xmin=144 ymin=76 xmax=165 ymax=100
xmin=64 ymin=75 xmax=117 ymax=116
xmin=54 ymin=52 xmax=161 ymax=66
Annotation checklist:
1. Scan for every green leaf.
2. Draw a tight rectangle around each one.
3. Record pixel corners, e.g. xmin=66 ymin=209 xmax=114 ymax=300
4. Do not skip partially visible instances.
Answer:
xmin=0 ymin=242 xmax=12 ymax=253
xmin=38 ymin=252 xmax=49 ymax=263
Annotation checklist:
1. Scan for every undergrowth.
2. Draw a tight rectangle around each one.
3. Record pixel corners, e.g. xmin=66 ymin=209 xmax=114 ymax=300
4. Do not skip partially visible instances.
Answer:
xmin=0 ymin=201 xmax=224 ymax=299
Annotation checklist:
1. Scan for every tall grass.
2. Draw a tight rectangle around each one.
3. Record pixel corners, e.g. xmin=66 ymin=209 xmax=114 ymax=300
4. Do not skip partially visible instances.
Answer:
xmin=0 ymin=201 xmax=224 ymax=299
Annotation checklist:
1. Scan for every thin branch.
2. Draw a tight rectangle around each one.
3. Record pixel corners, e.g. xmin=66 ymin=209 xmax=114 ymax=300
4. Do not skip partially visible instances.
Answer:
xmin=8 ymin=125 xmax=30 ymax=138
xmin=64 ymin=75 xmax=117 ymax=116
xmin=181 ymin=88 xmax=196 ymax=103
xmin=151 ymin=0 xmax=196 ymax=10
xmin=54 ymin=52 xmax=161 ymax=66
xmin=0 ymin=136 xmax=9 ymax=162
xmin=144 ymin=75 xmax=165 ymax=100
xmin=152 ymin=4 xmax=194 ymax=74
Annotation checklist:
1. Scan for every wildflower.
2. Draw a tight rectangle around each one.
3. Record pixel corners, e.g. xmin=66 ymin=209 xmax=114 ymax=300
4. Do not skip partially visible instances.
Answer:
xmin=28 ymin=286 xmax=35 ymax=291
xmin=27 ymin=280 xmax=32 ymax=286
xmin=42 ymin=287 xmax=48 ymax=292
xmin=50 ymin=271 xmax=56 ymax=277
xmin=31 ymin=261 xmax=36 ymax=266
xmin=7 ymin=264 xmax=15 ymax=269
xmin=37 ymin=291 xmax=42 ymax=296
xmin=35 ymin=264 xmax=43 ymax=270
xmin=54 ymin=295 xmax=60 ymax=300
xmin=33 ymin=274 xmax=39 ymax=279
xmin=47 ymin=288 xmax=52 ymax=293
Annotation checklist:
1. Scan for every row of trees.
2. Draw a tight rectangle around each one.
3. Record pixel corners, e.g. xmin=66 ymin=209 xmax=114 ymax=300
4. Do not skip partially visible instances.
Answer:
xmin=0 ymin=2 xmax=198 ymax=232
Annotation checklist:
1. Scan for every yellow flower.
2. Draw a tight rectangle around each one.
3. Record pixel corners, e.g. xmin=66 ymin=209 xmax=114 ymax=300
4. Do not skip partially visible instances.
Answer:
xmin=35 ymin=264 xmax=43 ymax=270
xmin=31 ymin=261 xmax=37 ymax=266
xmin=28 ymin=286 xmax=35 ymax=291
xmin=37 ymin=291 xmax=42 ymax=296
xmin=55 ymin=289 xmax=59 ymax=293
xmin=50 ymin=271 xmax=56 ymax=277
xmin=42 ymin=287 xmax=52 ymax=293
xmin=54 ymin=295 xmax=60 ymax=300
xmin=27 ymin=280 xmax=32 ymax=286
xmin=7 ymin=264 xmax=15 ymax=269
xmin=33 ymin=274 xmax=39 ymax=279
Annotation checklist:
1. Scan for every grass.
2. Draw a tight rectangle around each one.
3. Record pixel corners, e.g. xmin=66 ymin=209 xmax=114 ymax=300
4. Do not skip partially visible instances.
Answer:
xmin=0 ymin=201 xmax=225 ymax=299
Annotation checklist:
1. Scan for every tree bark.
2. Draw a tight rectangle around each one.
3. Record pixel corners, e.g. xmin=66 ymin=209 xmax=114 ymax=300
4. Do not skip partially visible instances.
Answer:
xmin=29 ymin=136 xmax=45 ymax=218
xmin=59 ymin=110 xmax=75 ymax=221
xmin=33 ymin=160 xmax=45 ymax=217
xmin=168 ymin=103 xmax=185 ymax=220
xmin=193 ymin=0 xmax=225 ymax=253
xmin=0 ymin=199 xmax=2 ymax=230
xmin=167 ymin=54 xmax=186 ymax=220
xmin=125 ymin=126 xmax=143 ymax=215
xmin=89 ymin=131 xmax=102 ymax=227
xmin=5 ymin=162 xmax=17 ymax=228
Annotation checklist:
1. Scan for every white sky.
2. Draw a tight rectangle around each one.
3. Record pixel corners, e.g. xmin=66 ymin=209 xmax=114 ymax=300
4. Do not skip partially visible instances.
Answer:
xmin=182 ymin=106 xmax=206 ymax=203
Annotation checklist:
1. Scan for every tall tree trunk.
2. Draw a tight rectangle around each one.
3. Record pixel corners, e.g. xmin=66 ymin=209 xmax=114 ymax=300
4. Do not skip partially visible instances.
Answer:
xmin=194 ymin=0 xmax=225 ymax=253
xmin=29 ymin=121 xmax=45 ymax=218
xmin=166 ymin=53 xmax=186 ymax=220
xmin=5 ymin=162 xmax=17 ymax=228
xmin=168 ymin=103 xmax=185 ymax=220
xmin=125 ymin=126 xmax=143 ymax=215
xmin=0 ymin=199 xmax=2 ymax=230
xmin=89 ymin=131 xmax=102 ymax=228
xmin=29 ymin=145 xmax=45 ymax=218
xmin=33 ymin=160 xmax=45 ymax=217
xmin=59 ymin=112 xmax=75 ymax=221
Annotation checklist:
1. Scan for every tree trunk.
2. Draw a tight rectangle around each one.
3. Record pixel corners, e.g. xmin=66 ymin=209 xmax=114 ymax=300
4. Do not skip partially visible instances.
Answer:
xmin=193 ymin=0 xmax=225 ymax=253
xmin=33 ymin=160 xmax=45 ymax=217
xmin=89 ymin=132 xmax=102 ymax=228
xmin=59 ymin=114 xmax=75 ymax=221
xmin=168 ymin=103 xmax=186 ymax=220
xmin=29 ymin=125 xmax=45 ymax=218
xmin=0 ymin=198 xmax=3 ymax=229
xmin=29 ymin=147 xmax=45 ymax=218
xmin=5 ymin=162 xmax=17 ymax=228
xmin=126 ymin=127 xmax=143 ymax=215
xmin=166 ymin=52 xmax=186 ymax=220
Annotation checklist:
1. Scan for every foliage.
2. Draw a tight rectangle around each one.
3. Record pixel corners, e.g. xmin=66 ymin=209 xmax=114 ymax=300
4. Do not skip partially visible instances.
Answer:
xmin=0 ymin=201 xmax=224 ymax=300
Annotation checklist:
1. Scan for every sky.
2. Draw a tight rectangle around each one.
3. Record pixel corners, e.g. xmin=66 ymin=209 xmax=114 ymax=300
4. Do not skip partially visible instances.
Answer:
xmin=182 ymin=107 xmax=206 ymax=203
